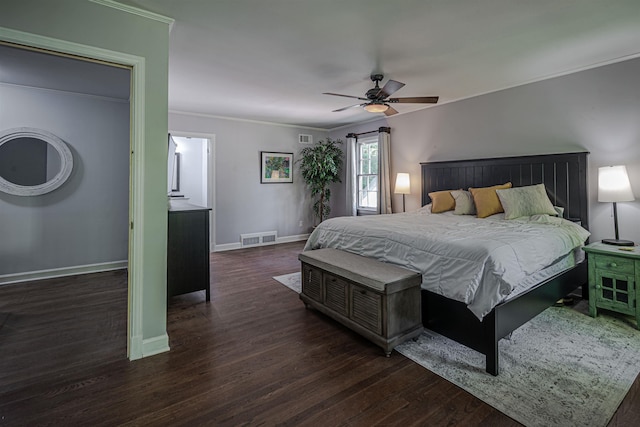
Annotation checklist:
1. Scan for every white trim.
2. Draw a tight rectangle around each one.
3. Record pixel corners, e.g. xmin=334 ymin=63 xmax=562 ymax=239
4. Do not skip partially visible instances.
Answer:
xmin=89 ymin=0 xmax=175 ymax=29
xmin=169 ymin=130 xmax=216 ymax=251
xmin=208 ymin=137 xmax=215 ymax=251
xmin=355 ymin=136 xmax=380 ymax=211
xmin=128 ymin=56 xmax=146 ymax=361
xmin=169 ymin=110 xmax=329 ymax=132
xmin=214 ymin=242 xmax=242 ymax=252
xmin=0 ymin=26 xmax=149 ymax=361
xmin=0 ymin=261 xmax=127 ymax=285
xmin=214 ymin=234 xmax=309 ymax=252
xmin=0 ymin=27 xmax=145 ymax=68
xmin=277 ymin=233 xmax=310 ymax=244
xmin=142 ymin=333 xmax=170 ymax=357
xmin=129 ymin=333 xmax=143 ymax=360
xmin=0 ymin=81 xmax=130 ymax=104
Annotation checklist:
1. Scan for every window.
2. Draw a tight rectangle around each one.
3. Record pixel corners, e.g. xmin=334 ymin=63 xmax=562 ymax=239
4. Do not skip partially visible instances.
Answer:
xmin=356 ymin=137 xmax=378 ymax=211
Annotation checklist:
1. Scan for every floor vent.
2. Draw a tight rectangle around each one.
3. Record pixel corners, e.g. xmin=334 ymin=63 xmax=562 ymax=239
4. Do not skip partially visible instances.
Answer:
xmin=240 ymin=231 xmax=278 ymax=248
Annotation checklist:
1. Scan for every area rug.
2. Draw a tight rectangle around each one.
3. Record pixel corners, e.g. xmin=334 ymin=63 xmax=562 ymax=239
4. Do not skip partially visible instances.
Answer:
xmin=396 ymin=304 xmax=640 ymax=427
xmin=275 ymin=272 xmax=640 ymax=427
xmin=273 ymin=272 xmax=301 ymax=293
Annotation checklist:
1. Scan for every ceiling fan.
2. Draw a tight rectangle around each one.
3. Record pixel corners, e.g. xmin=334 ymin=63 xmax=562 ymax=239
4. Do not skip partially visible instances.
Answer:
xmin=323 ymin=74 xmax=439 ymax=116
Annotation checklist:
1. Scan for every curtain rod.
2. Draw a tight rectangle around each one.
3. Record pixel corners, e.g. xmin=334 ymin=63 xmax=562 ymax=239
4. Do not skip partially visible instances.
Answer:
xmin=346 ymin=127 xmax=390 ymax=138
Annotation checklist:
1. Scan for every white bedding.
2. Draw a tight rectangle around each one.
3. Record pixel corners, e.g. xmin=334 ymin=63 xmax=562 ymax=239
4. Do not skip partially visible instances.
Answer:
xmin=303 ymin=208 xmax=590 ymax=320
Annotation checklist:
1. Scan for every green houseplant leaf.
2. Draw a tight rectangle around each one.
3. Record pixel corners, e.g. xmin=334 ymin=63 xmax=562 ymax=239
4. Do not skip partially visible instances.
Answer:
xmin=297 ymin=138 xmax=343 ymax=225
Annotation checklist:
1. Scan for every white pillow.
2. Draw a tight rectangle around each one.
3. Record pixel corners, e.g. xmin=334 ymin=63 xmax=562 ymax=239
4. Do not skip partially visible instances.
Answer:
xmin=417 ymin=204 xmax=432 ymax=214
xmin=495 ymin=184 xmax=557 ymax=220
xmin=450 ymin=190 xmax=476 ymax=215
xmin=553 ymin=206 xmax=565 ymax=218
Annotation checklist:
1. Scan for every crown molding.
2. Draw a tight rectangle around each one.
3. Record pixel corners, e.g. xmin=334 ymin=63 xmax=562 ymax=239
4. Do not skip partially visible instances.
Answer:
xmin=89 ymin=0 xmax=175 ymax=30
xmin=169 ymin=109 xmax=329 ymax=132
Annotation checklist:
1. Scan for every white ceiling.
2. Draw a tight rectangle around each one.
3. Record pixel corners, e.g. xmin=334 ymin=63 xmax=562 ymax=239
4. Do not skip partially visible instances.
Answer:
xmin=115 ymin=0 xmax=640 ymax=129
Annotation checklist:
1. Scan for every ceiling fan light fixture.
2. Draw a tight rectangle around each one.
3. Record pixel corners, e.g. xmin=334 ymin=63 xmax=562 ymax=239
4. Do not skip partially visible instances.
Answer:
xmin=364 ymin=102 xmax=389 ymax=113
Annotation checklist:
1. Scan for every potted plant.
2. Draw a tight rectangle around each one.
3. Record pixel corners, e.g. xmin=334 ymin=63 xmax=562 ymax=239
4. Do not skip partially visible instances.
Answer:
xmin=298 ymin=137 xmax=343 ymax=225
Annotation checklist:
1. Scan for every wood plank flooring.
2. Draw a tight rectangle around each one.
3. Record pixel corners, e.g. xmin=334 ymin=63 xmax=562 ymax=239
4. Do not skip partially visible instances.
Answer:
xmin=0 ymin=241 xmax=637 ymax=426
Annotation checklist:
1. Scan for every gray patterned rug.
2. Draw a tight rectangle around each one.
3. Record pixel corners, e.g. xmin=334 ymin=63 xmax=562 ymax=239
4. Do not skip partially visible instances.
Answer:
xmin=273 ymin=273 xmax=640 ymax=427
xmin=273 ymin=272 xmax=301 ymax=293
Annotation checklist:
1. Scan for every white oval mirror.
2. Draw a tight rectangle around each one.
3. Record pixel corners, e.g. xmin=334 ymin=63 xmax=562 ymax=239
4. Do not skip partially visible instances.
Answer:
xmin=0 ymin=127 xmax=73 ymax=196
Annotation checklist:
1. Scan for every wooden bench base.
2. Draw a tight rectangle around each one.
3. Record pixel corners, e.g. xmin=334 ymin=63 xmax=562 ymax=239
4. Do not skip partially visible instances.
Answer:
xmin=299 ymin=248 xmax=423 ymax=356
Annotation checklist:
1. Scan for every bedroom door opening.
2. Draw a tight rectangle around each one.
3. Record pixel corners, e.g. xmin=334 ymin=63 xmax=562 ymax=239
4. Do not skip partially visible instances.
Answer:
xmin=0 ymin=42 xmax=131 ymax=365
xmin=169 ymin=133 xmax=216 ymax=251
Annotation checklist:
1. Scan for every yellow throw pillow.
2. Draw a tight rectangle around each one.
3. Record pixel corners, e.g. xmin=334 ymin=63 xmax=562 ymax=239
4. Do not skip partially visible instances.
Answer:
xmin=469 ymin=182 xmax=513 ymax=218
xmin=428 ymin=190 xmax=457 ymax=213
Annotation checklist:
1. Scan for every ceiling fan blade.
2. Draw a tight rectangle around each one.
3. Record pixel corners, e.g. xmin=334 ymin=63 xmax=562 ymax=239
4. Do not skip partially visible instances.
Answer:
xmin=323 ymin=92 xmax=368 ymax=101
xmin=379 ymin=79 xmax=405 ymax=98
xmin=384 ymin=106 xmax=399 ymax=116
xmin=332 ymin=103 xmax=364 ymax=112
xmin=388 ymin=96 xmax=439 ymax=104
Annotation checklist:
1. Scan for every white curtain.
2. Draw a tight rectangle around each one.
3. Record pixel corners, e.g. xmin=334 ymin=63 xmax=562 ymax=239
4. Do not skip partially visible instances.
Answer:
xmin=377 ymin=128 xmax=392 ymax=214
xmin=344 ymin=134 xmax=357 ymax=216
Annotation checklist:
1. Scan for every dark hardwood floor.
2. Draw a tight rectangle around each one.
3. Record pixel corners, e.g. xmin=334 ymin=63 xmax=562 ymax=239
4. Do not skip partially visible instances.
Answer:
xmin=0 ymin=241 xmax=637 ymax=426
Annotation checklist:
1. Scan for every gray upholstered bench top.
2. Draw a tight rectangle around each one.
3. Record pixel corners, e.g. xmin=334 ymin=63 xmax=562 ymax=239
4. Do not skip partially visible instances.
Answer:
xmin=298 ymin=248 xmax=420 ymax=292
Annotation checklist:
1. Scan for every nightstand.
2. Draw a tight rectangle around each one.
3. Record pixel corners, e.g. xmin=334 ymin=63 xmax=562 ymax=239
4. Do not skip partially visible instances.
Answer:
xmin=583 ymin=242 xmax=640 ymax=329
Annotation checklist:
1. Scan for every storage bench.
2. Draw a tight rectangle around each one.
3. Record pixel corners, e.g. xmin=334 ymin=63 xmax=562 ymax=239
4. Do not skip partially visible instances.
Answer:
xmin=298 ymin=248 xmax=423 ymax=356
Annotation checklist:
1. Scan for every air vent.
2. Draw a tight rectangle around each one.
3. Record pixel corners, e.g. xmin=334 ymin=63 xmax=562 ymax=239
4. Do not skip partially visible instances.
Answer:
xmin=240 ymin=231 xmax=278 ymax=248
xmin=262 ymin=234 xmax=276 ymax=244
xmin=299 ymin=134 xmax=312 ymax=144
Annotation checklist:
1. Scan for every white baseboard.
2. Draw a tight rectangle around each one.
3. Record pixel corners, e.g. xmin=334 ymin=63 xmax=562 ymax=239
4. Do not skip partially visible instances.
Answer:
xmin=141 ymin=333 xmax=170 ymax=358
xmin=213 ymin=233 xmax=309 ymax=252
xmin=128 ymin=332 xmax=170 ymax=360
xmin=0 ymin=260 xmax=128 ymax=286
xmin=214 ymin=242 xmax=242 ymax=252
xmin=278 ymin=233 xmax=310 ymax=244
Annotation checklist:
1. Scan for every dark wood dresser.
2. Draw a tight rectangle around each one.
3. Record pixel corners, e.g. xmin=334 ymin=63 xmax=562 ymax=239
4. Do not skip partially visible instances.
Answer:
xmin=167 ymin=200 xmax=211 ymax=301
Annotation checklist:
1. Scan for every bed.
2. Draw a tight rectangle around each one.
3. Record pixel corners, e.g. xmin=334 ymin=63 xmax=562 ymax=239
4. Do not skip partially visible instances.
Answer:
xmin=305 ymin=152 xmax=590 ymax=375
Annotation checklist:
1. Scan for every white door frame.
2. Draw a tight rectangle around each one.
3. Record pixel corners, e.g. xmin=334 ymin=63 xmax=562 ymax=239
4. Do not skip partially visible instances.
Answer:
xmin=0 ymin=27 xmax=147 ymax=360
xmin=169 ymin=131 xmax=216 ymax=250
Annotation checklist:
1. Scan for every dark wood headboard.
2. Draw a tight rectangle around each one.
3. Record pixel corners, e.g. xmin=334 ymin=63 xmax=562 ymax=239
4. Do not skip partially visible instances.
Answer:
xmin=420 ymin=152 xmax=589 ymax=230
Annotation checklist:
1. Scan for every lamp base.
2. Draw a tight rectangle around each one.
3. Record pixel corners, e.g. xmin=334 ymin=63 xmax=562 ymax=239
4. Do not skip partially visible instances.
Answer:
xmin=602 ymin=238 xmax=635 ymax=247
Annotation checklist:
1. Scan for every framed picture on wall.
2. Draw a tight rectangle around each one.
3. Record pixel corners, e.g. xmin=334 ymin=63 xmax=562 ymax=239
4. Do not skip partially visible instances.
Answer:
xmin=260 ymin=151 xmax=293 ymax=183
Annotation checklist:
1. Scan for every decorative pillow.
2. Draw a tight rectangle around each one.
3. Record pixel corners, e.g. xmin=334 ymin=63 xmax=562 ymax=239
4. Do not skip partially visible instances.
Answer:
xmin=450 ymin=190 xmax=476 ymax=215
xmin=469 ymin=182 xmax=513 ymax=218
xmin=417 ymin=204 xmax=432 ymax=214
xmin=553 ymin=206 xmax=565 ymax=218
xmin=495 ymin=184 xmax=557 ymax=220
xmin=428 ymin=190 xmax=456 ymax=213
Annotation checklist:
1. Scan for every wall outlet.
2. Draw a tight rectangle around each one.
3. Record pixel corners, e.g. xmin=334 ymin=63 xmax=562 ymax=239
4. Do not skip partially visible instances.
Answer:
xmin=298 ymin=220 xmax=303 ymax=227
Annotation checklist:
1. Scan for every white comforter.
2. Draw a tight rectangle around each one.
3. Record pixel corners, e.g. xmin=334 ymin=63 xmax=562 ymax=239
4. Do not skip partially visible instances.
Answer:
xmin=304 ymin=208 xmax=590 ymax=320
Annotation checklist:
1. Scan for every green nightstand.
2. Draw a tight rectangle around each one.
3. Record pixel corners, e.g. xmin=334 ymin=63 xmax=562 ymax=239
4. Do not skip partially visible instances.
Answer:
xmin=583 ymin=242 xmax=640 ymax=329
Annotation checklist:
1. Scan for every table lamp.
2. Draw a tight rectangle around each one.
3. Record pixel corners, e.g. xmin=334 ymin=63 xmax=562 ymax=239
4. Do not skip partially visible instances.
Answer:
xmin=598 ymin=165 xmax=635 ymax=246
xmin=394 ymin=173 xmax=410 ymax=212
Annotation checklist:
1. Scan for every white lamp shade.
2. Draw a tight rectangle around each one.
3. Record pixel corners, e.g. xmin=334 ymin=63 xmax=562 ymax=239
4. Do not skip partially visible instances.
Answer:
xmin=394 ymin=173 xmax=411 ymax=194
xmin=598 ymin=165 xmax=634 ymax=202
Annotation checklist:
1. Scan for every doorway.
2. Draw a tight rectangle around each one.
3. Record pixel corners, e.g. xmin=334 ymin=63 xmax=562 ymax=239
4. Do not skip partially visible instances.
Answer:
xmin=0 ymin=42 xmax=131 ymax=379
xmin=169 ymin=132 xmax=216 ymax=251
xmin=0 ymin=28 xmax=150 ymax=359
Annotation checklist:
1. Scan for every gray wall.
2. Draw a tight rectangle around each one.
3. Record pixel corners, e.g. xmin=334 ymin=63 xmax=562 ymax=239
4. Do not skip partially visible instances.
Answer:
xmin=169 ymin=112 xmax=328 ymax=246
xmin=2 ymin=0 xmax=172 ymax=354
xmin=330 ymin=57 xmax=640 ymax=245
xmin=0 ymin=50 xmax=130 ymax=276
